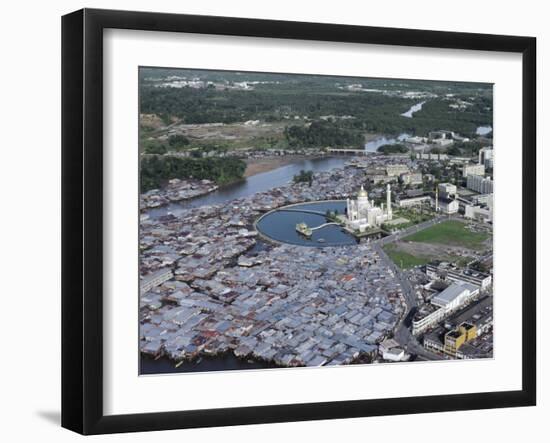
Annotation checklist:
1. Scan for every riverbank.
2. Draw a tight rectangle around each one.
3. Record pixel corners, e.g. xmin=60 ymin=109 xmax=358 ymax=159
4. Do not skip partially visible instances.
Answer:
xmin=244 ymin=154 xmax=325 ymax=178
xmin=140 ymin=178 xmax=219 ymax=211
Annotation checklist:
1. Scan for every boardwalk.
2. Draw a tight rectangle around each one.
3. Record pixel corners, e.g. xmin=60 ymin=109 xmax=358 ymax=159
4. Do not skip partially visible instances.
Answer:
xmin=277 ymin=208 xmax=327 ymax=216
xmin=309 ymin=222 xmax=340 ymax=232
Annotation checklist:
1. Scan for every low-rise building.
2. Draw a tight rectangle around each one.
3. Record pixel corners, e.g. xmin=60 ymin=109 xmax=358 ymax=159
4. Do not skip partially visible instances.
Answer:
xmin=386 ymin=164 xmax=410 ymax=177
xmin=444 ymin=322 xmax=477 ymax=356
xmin=438 ymin=197 xmax=459 ymax=214
xmin=400 ymin=172 xmax=423 ymax=186
xmin=431 ymin=282 xmax=479 ymax=310
xmin=412 ymin=307 xmax=447 ymax=335
xmin=462 ymin=163 xmax=485 ymax=177
xmin=412 ymin=282 xmax=479 ymax=335
xmin=426 ymin=263 xmax=492 ymax=290
xmin=382 ymin=347 xmax=406 ymax=362
xmin=438 ymin=183 xmax=457 ymax=199
xmin=464 ymin=204 xmax=493 ymax=223
xmin=416 ymin=152 xmax=450 ymax=161
xmin=397 ymin=196 xmax=432 ymax=207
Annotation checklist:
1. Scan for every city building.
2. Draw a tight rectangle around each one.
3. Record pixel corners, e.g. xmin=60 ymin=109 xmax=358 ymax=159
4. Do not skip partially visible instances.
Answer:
xmin=385 ymin=165 xmax=410 ymax=177
xmin=464 ymin=204 xmax=493 ymax=223
xmin=445 ymin=296 xmax=493 ymax=336
xmin=478 ymin=147 xmax=493 ymax=168
xmin=428 ymin=130 xmax=454 ymax=147
xmin=382 ymin=347 xmax=406 ymax=362
xmin=434 ymin=183 xmax=459 ymax=214
xmin=470 ymin=193 xmax=493 ymax=206
xmin=412 ymin=282 xmax=479 ymax=335
xmin=444 ymin=322 xmax=477 ymax=356
xmin=397 ymin=195 xmax=432 ymax=208
xmin=416 ymin=152 xmax=449 ymax=161
xmin=345 ymin=185 xmax=392 ymax=232
xmin=467 ymin=174 xmax=494 ymax=194
xmin=431 ymin=282 xmax=479 ymax=310
xmin=462 ymin=163 xmax=485 ymax=177
xmin=368 ymin=174 xmax=395 ymax=185
xmin=399 ymin=172 xmax=423 ymax=186
xmin=405 ymin=135 xmax=427 ymax=144
xmin=438 ymin=197 xmax=459 ymax=214
xmin=426 ymin=263 xmax=492 ymax=290
xmin=438 ymin=183 xmax=457 ymax=199
xmin=412 ymin=307 xmax=447 ymax=335
xmin=423 ymin=296 xmax=493 ymax=358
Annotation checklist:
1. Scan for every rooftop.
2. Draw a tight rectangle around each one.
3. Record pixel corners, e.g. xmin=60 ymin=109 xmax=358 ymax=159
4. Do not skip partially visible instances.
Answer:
xmin=432 ymin=282 xmax=477 ymax=306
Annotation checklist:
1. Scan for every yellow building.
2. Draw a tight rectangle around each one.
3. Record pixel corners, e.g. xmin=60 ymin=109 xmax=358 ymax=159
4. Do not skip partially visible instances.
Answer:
xmin=444 ymin=322 xmax=477 ymax=356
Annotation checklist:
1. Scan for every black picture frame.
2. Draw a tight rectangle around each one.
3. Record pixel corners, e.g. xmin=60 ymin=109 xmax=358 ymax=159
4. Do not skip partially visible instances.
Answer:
xmin=62 ymin=8 xmax=537 ymax=435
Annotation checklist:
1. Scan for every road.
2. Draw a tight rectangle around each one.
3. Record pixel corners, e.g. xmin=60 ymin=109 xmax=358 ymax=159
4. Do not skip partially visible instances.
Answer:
xmin=372 ymin=220 xmax=445 ymax=361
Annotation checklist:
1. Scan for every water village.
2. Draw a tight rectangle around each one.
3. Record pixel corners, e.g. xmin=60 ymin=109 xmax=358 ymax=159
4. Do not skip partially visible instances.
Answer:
xmin=140 ymin=152 xmax=494 ymax=368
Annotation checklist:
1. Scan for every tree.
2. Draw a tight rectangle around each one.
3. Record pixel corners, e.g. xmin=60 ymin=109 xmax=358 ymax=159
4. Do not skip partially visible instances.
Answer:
xmin=143 ymin=143 xmax=167 ymax=155
xmin=293 ymin=170 xmax=314 ymax=186
xmin=168 ymin=134 xmax=190 ymax=149
xmin=377 ymin=143 xmax=409 ymax=154
xmin=140 ymin=156 xmax=246 ymax=192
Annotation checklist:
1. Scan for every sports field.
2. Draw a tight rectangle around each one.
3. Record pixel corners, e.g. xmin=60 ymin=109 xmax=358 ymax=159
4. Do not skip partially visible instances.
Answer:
xmin=403 ymin=220 xmax=490 ymax=249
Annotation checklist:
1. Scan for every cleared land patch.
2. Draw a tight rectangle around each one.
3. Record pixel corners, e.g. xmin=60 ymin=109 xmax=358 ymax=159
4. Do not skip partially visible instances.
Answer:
xmin=403 ymin=220 xmax=489 ymax=250
xmin=383 ymin=244 xmax=431 ymax=269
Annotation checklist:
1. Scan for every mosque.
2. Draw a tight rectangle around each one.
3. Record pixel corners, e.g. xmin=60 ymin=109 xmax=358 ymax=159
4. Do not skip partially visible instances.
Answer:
xmin=345 ymin=184 xmax=393 ymax=232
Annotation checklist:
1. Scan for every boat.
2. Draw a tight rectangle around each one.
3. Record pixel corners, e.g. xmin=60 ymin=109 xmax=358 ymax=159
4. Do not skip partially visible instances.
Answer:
xmin=317 ymin=238 xmax=326 ymax=243
xmin=296 ymin=222 xmax=312 ymax=237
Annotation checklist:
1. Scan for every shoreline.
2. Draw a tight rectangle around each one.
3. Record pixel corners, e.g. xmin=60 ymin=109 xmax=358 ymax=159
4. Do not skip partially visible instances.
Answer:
xmin=140 ymin=350 xmax=286 ymax=374
xmin=142 ymin=154 xmax=332 ymax=212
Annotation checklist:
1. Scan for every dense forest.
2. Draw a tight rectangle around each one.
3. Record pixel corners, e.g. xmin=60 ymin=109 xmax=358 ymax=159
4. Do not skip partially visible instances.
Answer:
xmin=140 ymin=156 xmax=246 ymax=192
xmin=284 ymin=121 xmax=364 ymax=148
xmin=139 ymin=69 xmax=493 ymax=139
xmin=377 ymin=143 xmax=410 ymax=154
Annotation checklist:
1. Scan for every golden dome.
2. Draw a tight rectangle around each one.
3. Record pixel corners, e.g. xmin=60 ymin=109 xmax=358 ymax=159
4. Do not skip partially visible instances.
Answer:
xmin=357 ymin=185 xmax=368 ymax=198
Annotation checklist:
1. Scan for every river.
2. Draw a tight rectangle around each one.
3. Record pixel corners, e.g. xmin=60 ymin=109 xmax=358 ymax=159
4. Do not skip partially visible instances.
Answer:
xmin=476 ymin=126 xmax=493 ymax=136
xmin=364 ymin=133 xmax=410 ymax=152
xmin=401 ymin=101 xmax=425 ymax=118
xmin=141 ymin=353 xmax=279 ymax=375
xmin=147 ymin=156 xmax=350 ymax=219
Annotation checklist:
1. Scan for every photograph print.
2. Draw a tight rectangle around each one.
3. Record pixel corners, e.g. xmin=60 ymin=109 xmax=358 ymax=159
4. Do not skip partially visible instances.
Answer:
xmin=138 ymin=67 xmax=494 ymax=375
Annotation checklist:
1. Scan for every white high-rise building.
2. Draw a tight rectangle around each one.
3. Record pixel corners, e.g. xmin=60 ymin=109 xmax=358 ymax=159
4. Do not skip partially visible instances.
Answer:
xmin=467 ymin=175 xmax=494 ymax=194
xmin=478 ymin=147 xmax=493 ymax=167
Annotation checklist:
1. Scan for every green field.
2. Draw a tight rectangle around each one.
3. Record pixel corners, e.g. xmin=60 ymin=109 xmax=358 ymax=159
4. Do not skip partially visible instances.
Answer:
xmin=383 ymin=244 xmax=432 ymax=269
xmin=404 ymin=220 xmax=489 ymax=249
